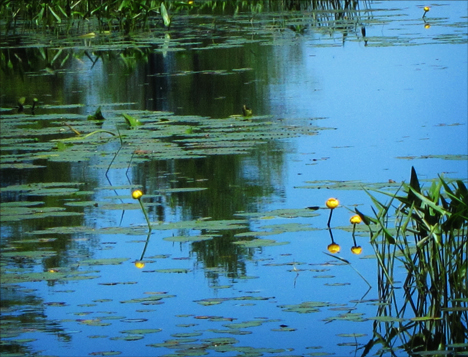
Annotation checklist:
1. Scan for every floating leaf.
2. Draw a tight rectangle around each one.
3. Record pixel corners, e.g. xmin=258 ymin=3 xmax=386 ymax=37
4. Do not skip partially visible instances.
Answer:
xmin=279 ymin=301 xmax=330 ymax=314
xmin=155 ymin=268 xmax=191 ymax=274
xmin=81 ymin=258 xmax=130 ymax=266
xmin=122 ymin=113 xmax=142 ymax=128
xmin=110 ymin=335 xmax=144 ymax=341
xmin=163 ymin=235 xmax=214 ymax=242
xmin=232 ymin=239 xmax=289 ymax=248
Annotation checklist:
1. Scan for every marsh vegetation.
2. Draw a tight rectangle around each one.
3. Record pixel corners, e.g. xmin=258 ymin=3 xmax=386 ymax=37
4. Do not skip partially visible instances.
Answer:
xmin=1 ymin=1 xmax=467 ymax=356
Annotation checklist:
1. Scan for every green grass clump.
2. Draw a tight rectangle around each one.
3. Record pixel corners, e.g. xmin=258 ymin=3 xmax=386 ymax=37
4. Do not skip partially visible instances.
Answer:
xmin=357 ymin=167 xmax=467 ymax=355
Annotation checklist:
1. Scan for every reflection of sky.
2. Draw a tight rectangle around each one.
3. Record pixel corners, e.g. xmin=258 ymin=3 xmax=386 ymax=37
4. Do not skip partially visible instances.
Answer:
xmin=5 ymin=3 xmax=467 ymax=356
xmin=266 ymin=1 xmax=467 ymax=192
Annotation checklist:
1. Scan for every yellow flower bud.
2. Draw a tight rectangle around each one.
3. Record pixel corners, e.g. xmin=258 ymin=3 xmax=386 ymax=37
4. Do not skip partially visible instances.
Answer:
xmin=327 ymin=243 xmax=341 ymax=254
xmin=351 ymin=246 xmax=362 ymax=255
xmin=132 ymin=190 xmax=143 ymax=200
xmin=326 ymin=198 xmax=339 ymax=209
xmin=134 ymin=261 xmax=145 ymax=269
xmin=350 ymin=215 xmax=362 ymax=224
xmin=424 ymin=6 xmax=430 ymax=12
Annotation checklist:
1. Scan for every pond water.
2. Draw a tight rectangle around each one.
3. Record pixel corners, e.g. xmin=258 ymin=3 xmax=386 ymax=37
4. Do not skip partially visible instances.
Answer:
xmin=1 ymin=1 xmax=467 ymax=356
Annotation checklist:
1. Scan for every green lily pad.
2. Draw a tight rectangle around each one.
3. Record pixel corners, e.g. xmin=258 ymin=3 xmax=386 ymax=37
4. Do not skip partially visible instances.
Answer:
xmin=235 ymin=208 xmax=320 ymax=218
xmin=232 ymin=239 xmax=289 ymax=248
xmin=171 ymin=332 xmax=203 ymax=338
xmin=163 ymin=235 xmax=215 ymax=242
xmin=155 ymin=268 xmax=191 ymax=274
xmin=323 ymin=312 xmax=367 ymax=322
xmin=367 ymin=316 xmax=406 ymax=322
xmin=89 ymin=351 xmax=122 ymax=355
xmin=279 ymin=301 xmax=330 ymax=314
xmin=157 ymin=187 xmax=208 ymax=193
xmin=120 ymin=328 xmax=162 ymax=334
xmin=78 ymin=319 xmax=112 ymax=326
xmin=110 ymin=335 xmax=144 ymax=341
xmin=223 ymin=320 xmax=263 ymax=329
xmin=208 ymin=329 xmax=252 ymax=335
xmin=120 ymin=294 xmax=175 ymax=304
xmin=271 ymin=327 xmax=297 ymax=332
xmin=81 ymin=258 xmax=130 ymax=266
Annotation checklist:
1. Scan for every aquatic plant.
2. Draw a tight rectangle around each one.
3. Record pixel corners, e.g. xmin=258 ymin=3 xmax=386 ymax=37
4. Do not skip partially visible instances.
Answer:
xmin=0 ymin=0 xmax=370 ymax=35
xmin=356 ymin=167 xmax=468 ymax=354
xmin=326 ymin=197 xmax=339 ymax=227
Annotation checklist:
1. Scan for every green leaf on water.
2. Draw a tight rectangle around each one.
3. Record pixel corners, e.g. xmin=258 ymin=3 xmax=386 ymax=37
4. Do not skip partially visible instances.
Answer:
xmin=163 ymin=235 xmax=215 ymax=242
xmin=171 ymin=332 xmax=203 ymax=338
xmin=89 ymin=351 xmax=122 ymax=356
xmin=120 ymin=329 xmax=162 ymax=334
xmin=223 ymin=320 xmax=263 ymax=329
xmin=235 ymin=208 xmax=320 ymax=219
xmin=279 ymin=301 xmax=330 ymax=314
xmin=271 ymin=327 xmax=297 ymax=332
xmin=202 ymin=337 xmax=239 ymax=345
xmin=336 ymin=333 xmax=368 ymax=337
xmin=155 ymin=268 xmax=191 ymax=274
xmin=324 ymin=312 xmax=367 ymax=322
xmin=120 ymin=294 xmax=175 ymax=304
xmin=123 ymin=113 xmax=142 ymax=128
xmin=78 ymin=319 xmax=112 ymax=326
xmin=81 ymin=258 xmax=130 ymax=266
xmin=157 ymin=187 xmax=208 ymax=193
xmin=208 ymin=329 xmax=252 ymax=335
xmin=367 ymin=316 xmax=406 ymax=322
xmin=232 ymin=239 xmax=289 ymax=248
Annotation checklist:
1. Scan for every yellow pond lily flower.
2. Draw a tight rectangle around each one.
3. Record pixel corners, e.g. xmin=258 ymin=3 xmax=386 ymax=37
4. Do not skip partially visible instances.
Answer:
xmin=327 ymin=243 xmax=341 ymax=254
xmin=326 ymin=198 xmax=339 ymax=209
xmin=134 ymin=261 xmax=145 ymax=269
xmin=132 ymin=190 xmax=143 ymax=200
xmin=350 ymin=215 xmax=362 ymax=224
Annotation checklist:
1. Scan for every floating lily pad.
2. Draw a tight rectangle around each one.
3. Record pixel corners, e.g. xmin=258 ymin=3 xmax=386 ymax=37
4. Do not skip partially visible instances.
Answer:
xmin=223 ymin=320 xmax=263 ymax=329
xmin=89 ymin=351 xmax=122 ymax=356
xmin=232 ymin=239 xmax=289 ymax=248
xmin=171 ymin=332 xmax=202 ymax=338
xmin=163 ymin=235 xmax=215 ymax=242
xmin=279 ymin=301 xmax=330 ymax=314
xmin=78 ymin=319 xmax=112 ymax=326
xmin=235 ymin=208 xmax=320 ymax=219
xmin=271 ymin=327 xmax=297 ymax=332
xmin=367 ymin=316 xmax=406 ymax=322
xmin=119 ymin=328 xmax=162 ymax=335
xmin=120 ymin=294 xmax=175 ymax=304
xmin=110 ymin=335 xmax=144 ymax=341
xmin=155 ymin=268 xmax=191 ymax=274
xmin=81 ymin=258 xmax=130 ymax=266
xmin=208 ymin=329 xmax=252 ymax=335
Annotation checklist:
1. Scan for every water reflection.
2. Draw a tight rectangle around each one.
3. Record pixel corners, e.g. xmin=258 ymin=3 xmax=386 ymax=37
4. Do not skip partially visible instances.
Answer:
xmin=1 ymin=1 xmax=467 ymax=356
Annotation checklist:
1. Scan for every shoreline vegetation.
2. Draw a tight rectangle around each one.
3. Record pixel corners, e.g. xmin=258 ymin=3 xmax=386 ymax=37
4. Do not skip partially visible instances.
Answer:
xmin=0 ymin=0 xmax=368 ymax=35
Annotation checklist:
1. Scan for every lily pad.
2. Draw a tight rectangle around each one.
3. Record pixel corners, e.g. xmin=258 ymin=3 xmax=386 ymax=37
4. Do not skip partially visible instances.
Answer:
xmin=163 ymin=235 xmax=215 ymax=242
xmin=81 ymin=258 xmax=130 ymax=266
xmin=279 ymin=301 xmax=330 ymax=314
xmin=120 ymin=328 xmax=162 ymax=334
xmin=232 ymin=239 xmax=289 ymax=248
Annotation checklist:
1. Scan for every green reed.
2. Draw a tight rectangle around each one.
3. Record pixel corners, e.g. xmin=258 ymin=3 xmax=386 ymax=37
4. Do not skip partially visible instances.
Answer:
xmin=356 ymin=167 xmax=467 ymax=354
xmin=0 ymin=0 xmax=368 ymax=34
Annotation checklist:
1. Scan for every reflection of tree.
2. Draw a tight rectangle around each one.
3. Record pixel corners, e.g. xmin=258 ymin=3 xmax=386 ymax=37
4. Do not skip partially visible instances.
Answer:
xmin=131 ymin=141 xmax=285 ymax=279
xmin=193 ymin=230 xmax=250 ymax=281
xmin=0 ymin=286 xmax=72 ymax=355
xmin=363 ymin=275 xmax=468 ymax=355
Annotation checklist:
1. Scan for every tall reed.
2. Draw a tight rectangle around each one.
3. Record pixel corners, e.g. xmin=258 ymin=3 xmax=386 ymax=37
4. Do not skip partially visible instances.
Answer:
xmin=357 ymin=167 xmax=467 ymax=354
